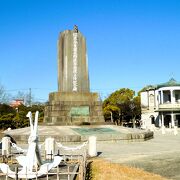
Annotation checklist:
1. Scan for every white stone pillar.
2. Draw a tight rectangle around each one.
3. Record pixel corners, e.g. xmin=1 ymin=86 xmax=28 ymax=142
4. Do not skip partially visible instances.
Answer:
xmin=171 ymin=113 xmax=175 ymax=128
xmin=161 ymin=91 xmax=163 ymax=104
xmin=158 ymin=91 xmax=161 ymax=104
xmin=45 ymin=137 xmax=55 ymax=160
xmin=2 ymin=137 xmax=11 ymax=156
xmin=171 ymin=90 xmax=175 ymax=104
xmin=159 ymin=114 xmax=162 ymax=127
xmin=88 ymin=136 xmax=97 ymax=157
xmin=162 ymin=114 xmax=164 ymax=127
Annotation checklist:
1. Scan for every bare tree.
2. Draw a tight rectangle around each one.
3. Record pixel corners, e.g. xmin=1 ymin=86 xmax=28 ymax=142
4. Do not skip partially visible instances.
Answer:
xmin=0 ymin=84 xmax=10 ymax=104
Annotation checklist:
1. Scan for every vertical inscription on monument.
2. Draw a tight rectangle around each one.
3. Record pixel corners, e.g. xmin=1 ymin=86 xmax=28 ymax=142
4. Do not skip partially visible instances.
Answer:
xmin=72 ymin=32 xmax=78 ymax=91
xmin=64 ymin=56 xmax=68 ymax=82
xmin=58 ymin=25 xmax=90 ymax=93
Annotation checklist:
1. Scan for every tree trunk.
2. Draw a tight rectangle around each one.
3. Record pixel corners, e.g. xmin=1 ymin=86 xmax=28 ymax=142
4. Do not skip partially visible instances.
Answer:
xmin=133 ymin=117 xmax=136 ymax=128
xmin=110 ymin=111 xmax=113 ymax=123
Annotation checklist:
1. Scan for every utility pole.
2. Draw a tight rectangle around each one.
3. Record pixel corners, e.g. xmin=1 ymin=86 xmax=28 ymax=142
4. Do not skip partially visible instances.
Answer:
xmin=29 ymin=88 xmax=31 ymax=107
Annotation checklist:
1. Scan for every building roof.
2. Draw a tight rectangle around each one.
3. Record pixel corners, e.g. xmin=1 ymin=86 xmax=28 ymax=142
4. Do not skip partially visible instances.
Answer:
xmin=141 ymin=85 xmax=156 ymax=92
xmin=10 ymin=99 xmax=24 ymax=108
xmin=142 ymin=78 xmax=180 ymax=92
xmin=157 ymin=78 xmax=180 ymax=88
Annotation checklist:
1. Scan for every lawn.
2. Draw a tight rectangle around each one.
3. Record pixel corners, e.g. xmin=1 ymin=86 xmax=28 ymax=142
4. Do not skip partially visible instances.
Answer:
xmin=86 ymin=158 xmax=168 ymax=180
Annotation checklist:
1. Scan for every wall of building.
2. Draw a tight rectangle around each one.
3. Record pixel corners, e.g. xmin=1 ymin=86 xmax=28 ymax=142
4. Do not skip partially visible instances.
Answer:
xmin=141 ymin=86 xmax=180 ymax=128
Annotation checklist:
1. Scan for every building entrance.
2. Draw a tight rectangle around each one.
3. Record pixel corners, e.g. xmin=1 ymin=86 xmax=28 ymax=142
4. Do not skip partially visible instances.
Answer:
xmin=175 ymin=115 xmax=180 ymax=127
xmin=164 ymin=115 xmax=171 ymax=127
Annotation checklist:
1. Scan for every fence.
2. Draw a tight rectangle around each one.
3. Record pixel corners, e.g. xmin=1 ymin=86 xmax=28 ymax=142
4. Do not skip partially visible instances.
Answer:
xmin=0 ymin=140 xmax=88 ymax=180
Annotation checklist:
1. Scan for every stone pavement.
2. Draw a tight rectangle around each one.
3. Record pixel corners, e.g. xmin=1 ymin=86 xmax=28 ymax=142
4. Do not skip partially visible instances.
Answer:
xmin=97 ymin=128 xmax=180 ymax=180
xmin=2 ymin=125 xmax=153 ymax=143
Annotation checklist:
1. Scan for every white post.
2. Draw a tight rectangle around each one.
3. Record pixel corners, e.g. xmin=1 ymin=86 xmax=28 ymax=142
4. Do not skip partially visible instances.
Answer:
xmin=45 ymin=137 xmax=55 ymax=160
xmin=2 ymin=137 xmax=11 ymax=156
xmin=174 ymin=126 xmax=178 ymax=135
xmin=88 ymin=136 xmax=97 ymax=157
xmin=141 ymin=120 xmax=146 ymax=129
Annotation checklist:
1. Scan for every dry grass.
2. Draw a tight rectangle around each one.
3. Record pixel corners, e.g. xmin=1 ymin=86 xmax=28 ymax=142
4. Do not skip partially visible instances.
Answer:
xmin=87 ymin=158 xmax=168 ymax=180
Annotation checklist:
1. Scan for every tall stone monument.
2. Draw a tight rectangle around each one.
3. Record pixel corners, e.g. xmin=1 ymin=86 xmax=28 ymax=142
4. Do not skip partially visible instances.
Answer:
xmin=44 ymin=25 xmax=104 ymax=125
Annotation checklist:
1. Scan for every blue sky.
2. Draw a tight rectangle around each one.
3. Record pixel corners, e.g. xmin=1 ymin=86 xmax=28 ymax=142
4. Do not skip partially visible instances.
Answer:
xmin=0 ymin=0 xmax=180 ymax=102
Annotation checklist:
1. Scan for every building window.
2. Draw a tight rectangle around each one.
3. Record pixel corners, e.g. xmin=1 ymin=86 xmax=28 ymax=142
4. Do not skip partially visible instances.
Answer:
xmin=150 ymin=115 xmax=155 ymax=124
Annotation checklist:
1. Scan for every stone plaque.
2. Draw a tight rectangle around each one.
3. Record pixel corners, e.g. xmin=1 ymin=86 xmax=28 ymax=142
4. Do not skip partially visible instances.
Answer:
xmin=70 ymin=106 xmax=89 ymax=116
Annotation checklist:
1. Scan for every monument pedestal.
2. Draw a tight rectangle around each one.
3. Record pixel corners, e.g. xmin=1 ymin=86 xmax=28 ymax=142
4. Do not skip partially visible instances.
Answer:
xmin=44 ymin=92 xmax=104 ymax=125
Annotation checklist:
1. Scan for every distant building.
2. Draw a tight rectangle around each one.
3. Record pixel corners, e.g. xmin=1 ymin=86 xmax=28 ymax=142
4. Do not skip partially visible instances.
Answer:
xmin=141 ymin=78 xmax=180 ymax=128
xmin=10 ymin=99 xmax=24 ymax=108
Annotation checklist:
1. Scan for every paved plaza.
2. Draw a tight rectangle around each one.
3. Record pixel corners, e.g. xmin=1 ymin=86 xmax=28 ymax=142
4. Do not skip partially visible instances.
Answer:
xmin=97 ymin=128 xmax=180 ymax=180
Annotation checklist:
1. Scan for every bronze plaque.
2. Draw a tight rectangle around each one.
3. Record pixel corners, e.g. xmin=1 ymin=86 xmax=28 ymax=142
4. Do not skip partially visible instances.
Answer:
xmin=70 ymin=106 xmax=89 ymax=116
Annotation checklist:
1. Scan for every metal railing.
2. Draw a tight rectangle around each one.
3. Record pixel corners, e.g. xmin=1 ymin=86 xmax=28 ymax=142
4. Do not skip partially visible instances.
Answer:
xmin=0 ymin=142 xmax=87 ymax=180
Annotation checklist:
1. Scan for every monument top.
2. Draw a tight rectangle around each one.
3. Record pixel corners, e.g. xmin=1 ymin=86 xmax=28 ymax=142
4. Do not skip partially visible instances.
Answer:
xmin=73 ymin=25 xmax=78 ymax=33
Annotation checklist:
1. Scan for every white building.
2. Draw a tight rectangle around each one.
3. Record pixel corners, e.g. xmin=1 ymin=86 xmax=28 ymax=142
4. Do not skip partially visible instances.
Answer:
xmin=141 ymin=78 xmax=180 ymax=128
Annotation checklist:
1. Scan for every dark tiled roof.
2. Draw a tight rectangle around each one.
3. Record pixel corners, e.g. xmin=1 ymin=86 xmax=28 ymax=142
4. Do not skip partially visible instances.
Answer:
xmin=157 ymin=78 xmax=180 ymax=88
xmin=141 ymin=78 xmax=180 ymax=92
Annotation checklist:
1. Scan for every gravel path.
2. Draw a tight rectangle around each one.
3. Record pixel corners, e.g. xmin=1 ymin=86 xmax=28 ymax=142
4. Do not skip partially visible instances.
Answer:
xmin=97 ymin=128 xmax=180 ymax=180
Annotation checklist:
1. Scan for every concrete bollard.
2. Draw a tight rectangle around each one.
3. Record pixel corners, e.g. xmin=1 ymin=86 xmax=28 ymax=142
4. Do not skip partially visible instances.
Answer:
xmin=161 ymin=126 xmax=165 ymax=135
xmin=174 ymin=126 xmax=178 ymax=135
xmin=45 ymin=137 xmax=55 ymax=160
xmin=88 ymin=136 xmax=97 ymax=157
xmin=150 ymin=124 xmax=155 ymax=132
xmin=2 ymin=137 xmax=11 ymax=156
xmin=169 ymin=123 xmax=171 ymax=128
